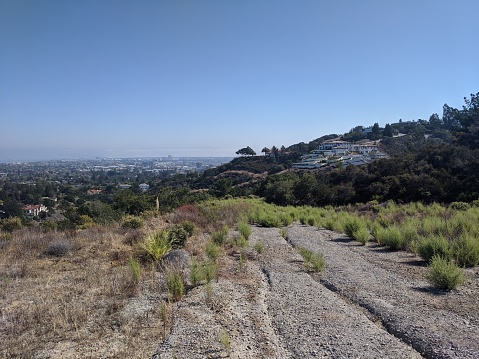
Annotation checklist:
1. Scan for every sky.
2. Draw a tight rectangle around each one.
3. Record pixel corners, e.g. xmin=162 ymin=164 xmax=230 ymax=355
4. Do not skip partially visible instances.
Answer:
xmin=1 ymin=0 xmax=478 ymax=162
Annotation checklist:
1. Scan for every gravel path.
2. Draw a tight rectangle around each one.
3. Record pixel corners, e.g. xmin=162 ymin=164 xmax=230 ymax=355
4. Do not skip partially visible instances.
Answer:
xmin=154 ymin=224 xmax=479 ymax=358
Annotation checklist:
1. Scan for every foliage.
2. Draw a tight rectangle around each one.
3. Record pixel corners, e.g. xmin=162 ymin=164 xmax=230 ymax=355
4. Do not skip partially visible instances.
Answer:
xmin=0 ymin=217 xmax=22 ymax=232
xmin=236 ymin=146 xmax=256 ymax=156
xmin=205 ymin=240 xmax=221 ymax=262
xmin=254 ymin=241 xmax=264 ymax=254
xmin=121 ymin=215 xmax=144 ymax=229
xmin=425 ymin=255 xmax=465 ymax=290
xmin=237 ymin=220 xmax=251 ymax=240
xmin=167 ymin=271 xmax=184 ymax=301
xmin=45 ymin=240 xmax=71 ymax=257
xmin=298 ymin=247 xmax=325 ymax=272
xmin=142 ymin=230 xmax=172 ymax=261
xmin=211 ymin=225 xmax=229 ymax=246
xmin=416 ymin=235 xmax=451 ymax=263
xmin=451 ymin=234 xmax=479 ymax=267
xmin=167 ymin=224 xmax=189 ymax=248
xmin=128 ymin=256 xmax=141 ymax=281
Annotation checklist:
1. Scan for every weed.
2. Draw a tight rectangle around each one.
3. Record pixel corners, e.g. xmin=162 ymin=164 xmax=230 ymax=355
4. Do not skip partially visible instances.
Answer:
xmin=189 ymin=260 xmax=203 ymax=287
xmin=426 ymin=255 xmax=465 ymax=290
xmin=451 ymin=234 xmax=479 ymax=267
xmin=128 ymin=256 xmax=141 ymax=281
xmin=121 ymin=215 xmax=144 ymax=229
xmin=353 ymin=227 xmax=370 ymax=245
xmin=202 ymin=261 xmax=218 ymax=283
xmin=235 ymin=235 xmax=248 ymax=248
xmin=279 ymin=228 xmax=287 ymax=239
xmin=254 ymin=241 xmax=264 ymax=254
xmin=298 ymin=247 xmax=325 ymax=272
xmin=205 ymin=240 xmax=220 ymax=262
xmin=0 ymin=217 xmax=22 ymax=232
xmin=212 ymin=225 xmax=229 ymax=246
xmin=142 ymin=230 xmax=172 ymax=261
xmin=417 ymin=235 xmax=451 ymax=263
xmin=237 ymin=220 xmax=251 ymax=240
xmin=219 ymin=330 xmax=231 ymax=355
xmin=167 ymin=271 xmax=184 ymax=301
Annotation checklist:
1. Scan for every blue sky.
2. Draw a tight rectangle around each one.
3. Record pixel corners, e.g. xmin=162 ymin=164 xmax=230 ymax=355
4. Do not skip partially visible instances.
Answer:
xmin=1 ymin=0 xmax=478 ymax=161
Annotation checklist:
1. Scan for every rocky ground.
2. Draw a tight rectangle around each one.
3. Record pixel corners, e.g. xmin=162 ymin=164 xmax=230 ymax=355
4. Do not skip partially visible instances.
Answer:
xmin=154 ymin=224 xmax=479 ymax=359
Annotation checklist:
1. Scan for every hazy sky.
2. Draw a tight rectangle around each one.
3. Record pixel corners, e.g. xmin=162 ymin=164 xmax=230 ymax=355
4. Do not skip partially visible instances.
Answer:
xmin=1 ymin=0 xmax=478 ymax=161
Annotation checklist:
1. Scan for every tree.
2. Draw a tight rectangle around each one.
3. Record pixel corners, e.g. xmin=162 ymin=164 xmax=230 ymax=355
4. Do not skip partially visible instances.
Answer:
xmin=236 ymin=146 xmax=256 ymax=156
xmin=261 ymin=147 xmax=271 ymax=156
xmin=383 ymin=123 xmax=394 ymax=137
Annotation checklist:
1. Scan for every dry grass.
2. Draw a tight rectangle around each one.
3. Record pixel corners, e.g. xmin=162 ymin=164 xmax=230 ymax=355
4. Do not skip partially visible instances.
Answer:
xmin=0 ymin=218 xmax=174 ymax=358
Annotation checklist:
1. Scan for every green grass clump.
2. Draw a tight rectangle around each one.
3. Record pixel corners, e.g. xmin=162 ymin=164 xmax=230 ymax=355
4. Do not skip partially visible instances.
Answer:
xmin=254 ymin=241 xmax=264 ymax=254
xmin=211 ymin=225 xmax=229 ymax=246
xmin=167 ymin=271 xmax=184 ymax=301
xmin=237 ymin=220 xmax=251 ymax=240
xmin=189 ymin=260 xmax=203 ymax=287
xmin=353 ymin=227 xmax=370 ymax=245
xmin=343 ymin=216 xmax=370 ymax=245
xmin=121 ymin=215 xmax=144 ymax=229
xmin=205 ymin=240 xmax=221 ymax=262
xmin=426 ymin=255 xmax=465 ymax=290
xmin=142 ymin=230 xmax=172 ymax=261
xmin=298 ymin=247 xmax=325 ymax=272
xmin=128 ymin=256 xmax=141 ymax=281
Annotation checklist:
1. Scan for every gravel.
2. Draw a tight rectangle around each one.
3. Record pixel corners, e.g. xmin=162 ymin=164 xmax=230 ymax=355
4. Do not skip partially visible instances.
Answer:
xmin=153 ymin=224 xmax=479 ymax=358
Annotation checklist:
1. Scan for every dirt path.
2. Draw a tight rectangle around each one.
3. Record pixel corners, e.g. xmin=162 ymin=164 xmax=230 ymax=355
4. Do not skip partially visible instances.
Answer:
xmin=153 ymin=224 xmax=479 ymax=358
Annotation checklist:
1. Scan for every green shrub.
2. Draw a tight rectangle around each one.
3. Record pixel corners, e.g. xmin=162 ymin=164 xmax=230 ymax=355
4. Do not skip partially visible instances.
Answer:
xmin=257 ymin=214 xmax=281 ymax=228
xmin=189 ymin=260 xmax=203 ymax=287
xmin=167 ymin=272 xmax=184 ymax=301
xmin=0 ymin=217 xmax=22 ymax=232
xmin=202 ymin=261 xmax=218 ymax=283
xmin=298 ymin=247 xmax=325 ymax=272
xmin=426 ymin=255 xmax=465 ymax=290
xmin=451 ymin=234 xmax=479 ymax=267
xmin=128 ymin=256 xmax=141 ymax=281
xmin=450 ymin=201 xmax=470 ymax=211
xmin=168 ymin=224 xmax=189 ymax=248
xmin=121 ymin=215 xmax=144 ymax=229
xmin=306 ymin=216 xmax=316 ymax=226
xmin=212 ymin=225 xmax=229 ymax=246
xmin=0 ymin=232 xmax=12 ymax=241
xmin=377 ymin=226 xmax=405 ymax=250
xmin=142 ymin=230 xmax=172 ymax=261
xmin=344 ymin=216 xmax=363 ymax=239
xmin=353 ymin=227 xmax=370 ymax=245
xmin=179 ymin=220 xmax=196 ymax=237
xmin=279 ymin=228 xmax=287 ymax=239
xmin=237 ymin=221 xmax=251 ymax=240
xmin=205 ymin=240 xmax=220 ymax=262
xmin=417 ymin=235 xmax=451 ymax=263
xmin=254 ymin=241 xmax=264 ymax=254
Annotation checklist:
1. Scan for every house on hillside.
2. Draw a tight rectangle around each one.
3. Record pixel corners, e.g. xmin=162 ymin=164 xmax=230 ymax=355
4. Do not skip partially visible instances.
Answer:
xmin=22 ymin=204 xmax=48 ymax=218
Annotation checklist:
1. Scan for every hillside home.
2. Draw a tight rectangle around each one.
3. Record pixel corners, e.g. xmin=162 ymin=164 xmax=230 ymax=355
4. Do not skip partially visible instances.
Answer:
xmin=22 ymin=204 xmax=48 ymax=218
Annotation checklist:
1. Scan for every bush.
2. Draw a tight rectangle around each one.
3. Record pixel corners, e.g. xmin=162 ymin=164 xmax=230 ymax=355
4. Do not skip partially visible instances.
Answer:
xmin=189 ymin=260 xmax=203 ymax=287
xmin=167 ymin=272 xmax=184 ymax=301
xmin=450 ymin=201 xmax=470 ymax=211
xmin=128 ymin=256 xmax=141 ymax=281
xmin=202 ymin=261 xmax=218 ymax=283
xmin=451 ymin=234 xmax=479 ymax=267
xmin=121 ymin=215 xmax=144 ymax=229
xmin=1 ymin=217 xmax=22 ymax=232
xmin=417 ymin=235 xmax=451 ymax=263
xmin=353 ymin=227 xmax=370 ymax=245
xmin=46 ymin=240 xmax=71 ymax=257
xmin=426 ymin=255 xmax=465 ymax=290
xmin=167 ymin=224 xmax=189 ymax=248
xmin=254 ymin=241 xmax=264 ymax=254
xmin=211 ymin=225 xmax=229 ymax=246
xmin=205 ymin=240 xmax=220 ymax=262
xmin=298 ymin=247 xmax=325 ymax=272
xmin=376 ymin=226 xmax=406 ymax=250
xmin=343 ymin=216 xmax=363 ymax=239
xmin=237 ymin=221 xmax=251 ymax=240
xmin=142 ymin=230 xmax=172 ymax=261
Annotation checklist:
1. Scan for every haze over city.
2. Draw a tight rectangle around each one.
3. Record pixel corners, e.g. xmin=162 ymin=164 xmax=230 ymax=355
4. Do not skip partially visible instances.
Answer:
xmin=1 ymin=0 xmax=478 ymax=162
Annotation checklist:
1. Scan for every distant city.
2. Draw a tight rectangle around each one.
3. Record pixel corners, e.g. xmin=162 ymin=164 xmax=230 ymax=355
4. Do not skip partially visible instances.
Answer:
xmin=0 ymin=156 xmax=233 ymax=182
